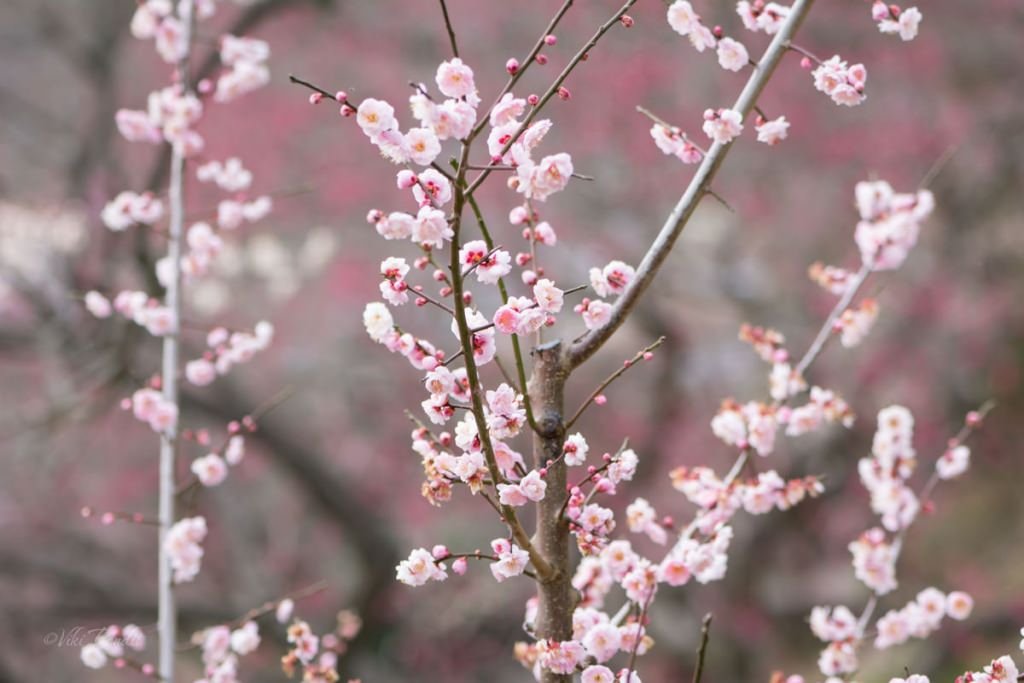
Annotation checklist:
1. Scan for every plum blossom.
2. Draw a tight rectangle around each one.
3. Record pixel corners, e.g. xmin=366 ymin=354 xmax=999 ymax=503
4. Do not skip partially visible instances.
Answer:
xmin=412 ymin=168 xmax=453 ymax=207
xmin=717 ymin=37 xmax=750 ymax=71
xmin=101 ymin=191 xmax=164 ymax=231
xmin=582 ymin=622 xmax=621 ymax=663
xmin=533 ymin=278 xmax=564 ymax=313
xmin=490 ymin=539 xmax=530 ymax=582
xmin=937 ymin=445 xmax=970 ymax=480
xmin=404 ymin=127 xmax=442 ymax=166
xmin=666 ymin=1 xmax=701 ymax=36
xmin=946 ymin=591 xmax=974 ymax=620
xmin=363 ymin=302 xmax=394 ymax=343
xmin=853 ymin=180 xmax=934 ymax=270
xmin=563 ymin=433 xmax=589 ymax=466
xmin=755 ymin=115 xmax=790 ymax=145
xmin=460 ymin=240 xmax=512 ymax=284
xmin=380 ymin=256 xmax=411 ymax=306
xmin=84 ymin=291 xmax=113 ymax=318
xmin=590 ymin=260 xmax=635 ymax=297
xmin=576 ymin=299 xmax=613 ymax=330
xmin=230 ymin=621 xmax=261 ymax=655
xmin=436 ymin=57 xmax=477 ymax=100
xmin=812 ymin=56 xmax=868 ymax=107
xmin=412 ymin=206 xmax=453 ymax=247
xmin=582 ymin=665 xmax=616 ymax=683
xmin=396 ymin=547 xmax=448 ymax=586
xmin=518 ymin=152 xmax=574 ymax=202
xmin=737 ymin=1 xmax=791 ymax=34
xmin=356 ymin=98 xmax=397 ymax=138
xmin=191 ymin=453 xmax=228 ymax=487
xmin=849 ymin=527 xmax=898 ymax=594
xmin=838 ymin=298 xmax=879 ymax=348
xmin=164 ymin=516 xmax=207 ymax=583
xmin=650 ymin=124 xmax=704 ymax=164
xmin=702 ymin=108 xmax=744 ymax=144
xmin=875 ymin=4 xmax=922 ymax=41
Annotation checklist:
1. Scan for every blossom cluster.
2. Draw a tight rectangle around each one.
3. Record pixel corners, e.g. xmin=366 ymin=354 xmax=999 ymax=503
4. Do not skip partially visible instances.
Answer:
xmin=80 ymin=624 xmax=147 ymax=671
xmin=164 ymin=516 xmax=208 ymax=584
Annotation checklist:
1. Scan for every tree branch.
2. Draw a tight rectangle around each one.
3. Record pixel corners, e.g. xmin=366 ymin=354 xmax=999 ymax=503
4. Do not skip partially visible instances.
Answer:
xmin=566 ymin=0 xmax=817 ymax=370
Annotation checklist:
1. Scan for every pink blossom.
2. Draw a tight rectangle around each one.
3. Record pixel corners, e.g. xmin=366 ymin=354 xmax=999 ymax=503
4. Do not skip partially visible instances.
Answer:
xmin=717 ymin=37 xmax=750 ymax=72
xmin=490 ymin=540 xmax=530 ymax=582
xmin=563 ymin=433 xmax=589 ymax=466
xmin=755 ymin=115 xmax=790 ymax=145
xmin=518 ymin=470 xmax=548 ymax=502
xmin=818 ymin=640 xmax=858 ymax=676
xmin=490 ymin=93 xmax=526 ymax=127
xmin=396 ymin=547 xmax=448 ymax=586
xmin=838 ymin=298 xmax=879 ymax=347
xmin=164 ymin=516 xmax=207 ymax=583
xmin=115 ymin=109 xmax=163 ymax=144
xmin=702 ymin=108 xmax=744 ymax=144
xmin=582 ymin=665 xmax=616 ymax=683
xmin=224 ymin=435 xmax=245 ymax=466
xmin=220 ymin=35 xmax=270 ymax=66
xmin=533 ymin=278 xmax=564 ymax=313
xmin=412 ymin=206 xmax=453 ymax=247
xmin=363 ymin=302 xmax=394 ymax=343
xmin=590 ymin=260 xmax=635 ymax=297
xmin=578 ymin=299 xmax=613 ymax=330
xmin=582 ymin=623 xmax=621 ymax=663
xmin=946 ymin=591 xmax=974 ymax=620
xmin=185 ymin=358 xmax=217 ymax=386
xmin=666 ymin=1 xmax=701 ymax=36
xmin=230 ymin=621 xmax=261 ymax=655
xmin=404 ymin=127 xmax=442 ymax=166
xmin=191 ymin=454 xmax=228 ymax=487
xmin=276 ymin=598 xmax=295 ymax=624
xmin=84 ymin=291 xmax=113 ymax=318
xmin=356 ymin=98 xmax=397 ymax=137
xmin=436 ymin=58 xmax=477 ymax=99
xmin=520 ymin=152 xmax=574 ymax=201
xmin=460 ymin=240 xmax=512 ymax=284
xmin=80 ymin=644 xmax=107 ymax=669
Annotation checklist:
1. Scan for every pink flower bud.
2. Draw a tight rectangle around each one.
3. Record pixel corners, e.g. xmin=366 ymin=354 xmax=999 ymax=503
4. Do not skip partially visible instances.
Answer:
xmin=800 ymin=56 xmax=812 ymax=69
xmin=452 ymin=557 xmax=468 ymax=575
xmin=335 ymin=90 xmax=348 ymax=102
xmin=620 ymin=15 xmax=634 ymax=28
xmin=966 ymin=410 xmax=983 ymax=427
xmin=643 ymin=352 xmax=654 ymax=361
xmin=396 ymin=169 xmax=418 ymax=189
xmin=366 ymin=209 xmax=384 ymax=224
xmin=535 ymin=53 xmax=548 ymax=65
xmin=557 ymin=86 xmax=571 ymax=100
xmin=101 ymin=512 xmax=115 ymax=525
xmin=505 ymin=58 xmax=520 ymax=75
xmin=544 ymin=34 xmax=557 ymax=45
xmin=527 ymin=94 xmax=540 ymax=106
xmin=594 ymin=394 xmax=607 ymax=405
xmin=309 ymin=92 xmax=323 ymax=105
xmin=431 ymin=544 xmax=450 ymax=559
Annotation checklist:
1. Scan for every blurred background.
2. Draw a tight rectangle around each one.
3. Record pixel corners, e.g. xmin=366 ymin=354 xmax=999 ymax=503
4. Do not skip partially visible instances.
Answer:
xmin=1 ymin=1 xmax=1023 ymax=681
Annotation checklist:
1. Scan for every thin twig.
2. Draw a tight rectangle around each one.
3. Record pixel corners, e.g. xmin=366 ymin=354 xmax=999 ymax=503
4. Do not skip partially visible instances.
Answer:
xmin=692 ymin=613 xmax=713 ymax=683
xmin=437 ymin=0 xmax=459 ymax=58
xmin=565 ymin=337 xmax=665 ymax=430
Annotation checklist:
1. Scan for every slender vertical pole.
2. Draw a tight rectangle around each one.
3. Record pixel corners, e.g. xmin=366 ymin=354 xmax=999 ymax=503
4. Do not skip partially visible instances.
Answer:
xmin=158 ymin=7 xmax=193 ymax=681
